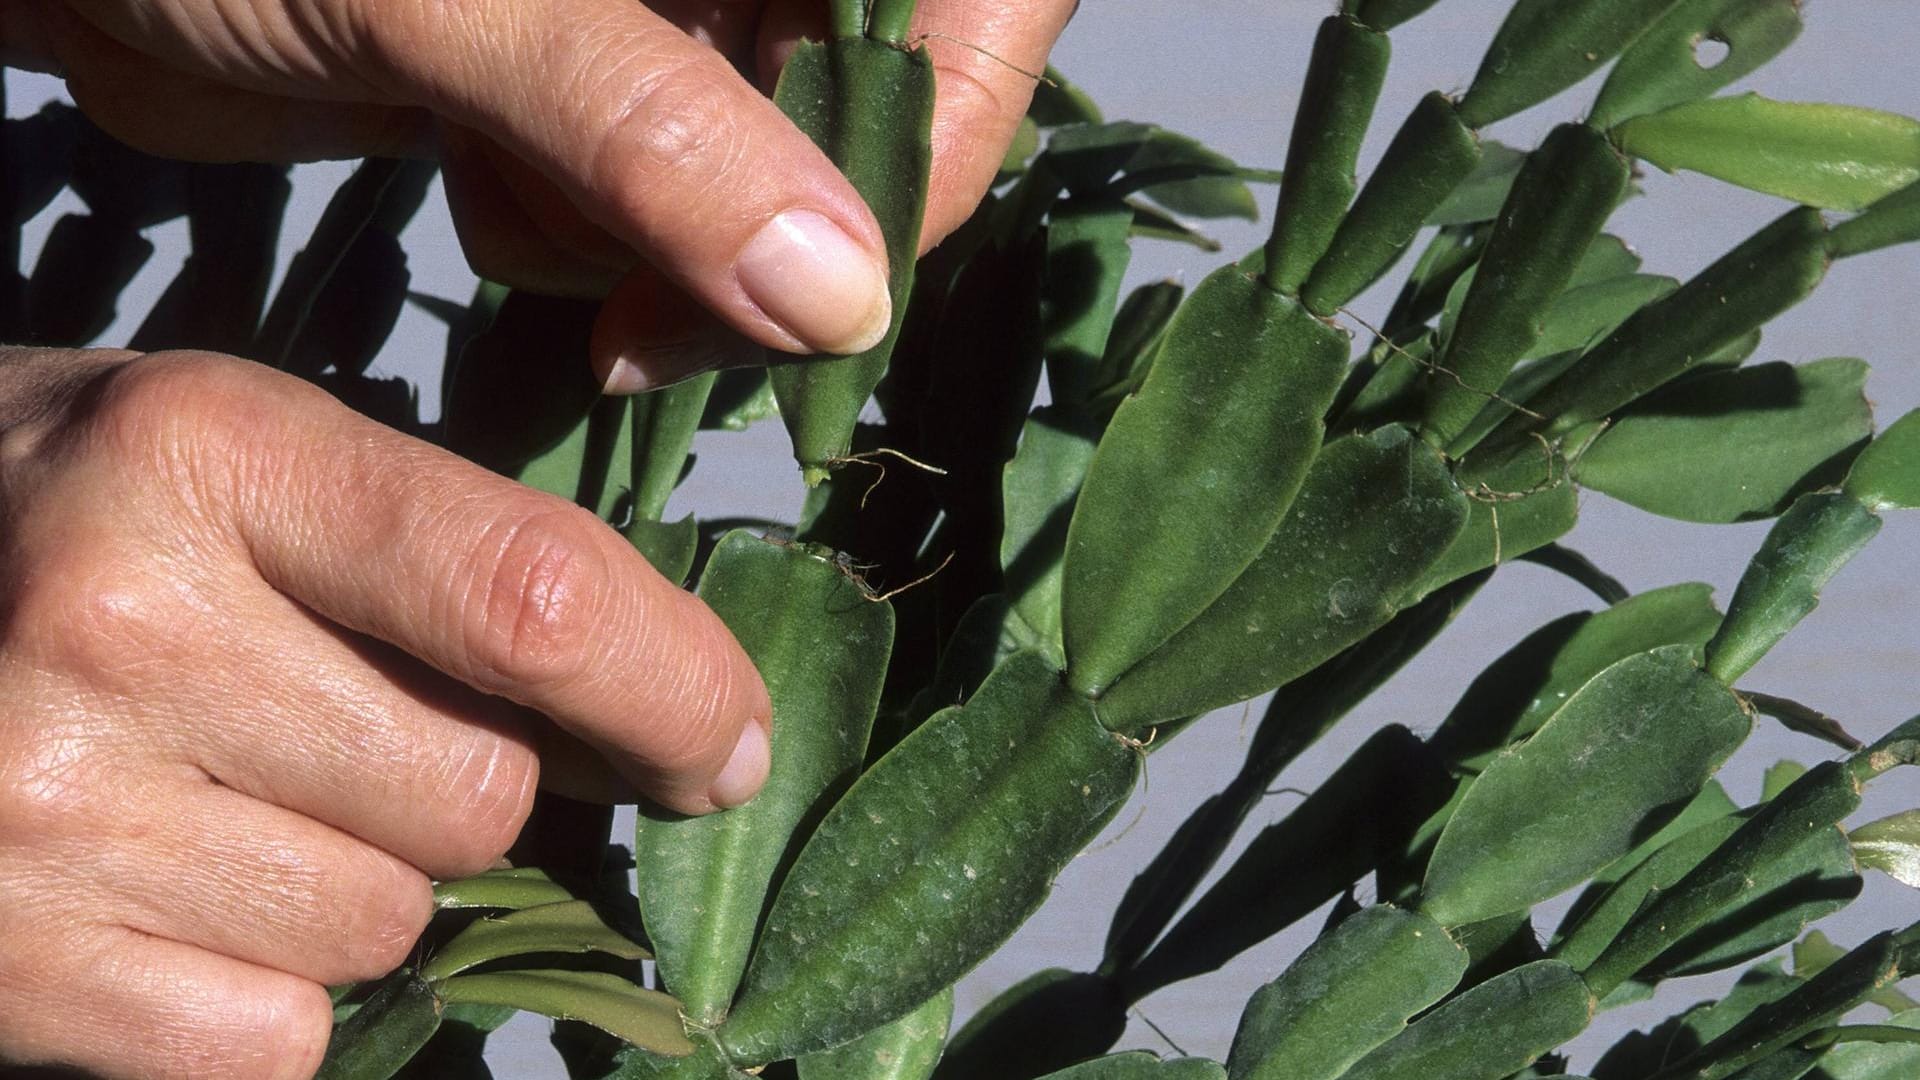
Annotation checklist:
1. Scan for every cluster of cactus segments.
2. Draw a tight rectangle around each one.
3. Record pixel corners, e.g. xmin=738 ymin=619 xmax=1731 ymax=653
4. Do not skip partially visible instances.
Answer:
xmin=14 ymin=0 xmax=1920 ymax=1076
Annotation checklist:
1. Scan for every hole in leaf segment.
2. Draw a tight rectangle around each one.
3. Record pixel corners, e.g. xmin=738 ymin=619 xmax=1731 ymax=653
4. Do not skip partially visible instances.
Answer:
xmin=1694 ymin=35 xmax=1732 ymax=69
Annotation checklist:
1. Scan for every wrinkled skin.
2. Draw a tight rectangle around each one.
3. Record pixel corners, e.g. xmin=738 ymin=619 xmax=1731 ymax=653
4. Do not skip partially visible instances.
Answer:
xmin=0 ymin=0 xmax=1073 ymax=1074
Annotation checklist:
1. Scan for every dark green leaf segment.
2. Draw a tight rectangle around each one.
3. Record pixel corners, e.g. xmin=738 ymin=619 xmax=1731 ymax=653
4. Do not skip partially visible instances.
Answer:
xmin=1457 ymin=0 xmax=1686 ymax=128
xmin=1419 ymin=123 xmax=1628 ymax=447
xmin=1093 ymin=425 xmax=1468 ymax=730
xmin=1227 ymin=905 xmax=1467 ymax=1080
xmin=317 ymin=974 xmax=443 ymax=1080
xmin=1262 ymin=16 xmax=1391 ymax=295
xmin=1302 ymin=92 xmax=1482 ymax=317
xmin=1421 ymin=646 xmax=1751 ymax=926
xmin=637 ymin=531 xmax=895 ymax=1027
xmin=719 ymin=651 xmax=1139 ymax=1063
xmin=1062 ymin=267 xmax=1347 ymax=697
xmin=770 ymin=13 xmax=936 ymax=484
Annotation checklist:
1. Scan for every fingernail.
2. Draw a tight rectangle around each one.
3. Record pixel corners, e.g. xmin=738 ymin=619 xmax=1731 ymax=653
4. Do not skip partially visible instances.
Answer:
xmin=736 ymin=210 xmax=891 ymax=355
xmin=709 ymin=721 xmax=771 ymax=810
xmin=602 ymin=333 xmax=764 ymax=395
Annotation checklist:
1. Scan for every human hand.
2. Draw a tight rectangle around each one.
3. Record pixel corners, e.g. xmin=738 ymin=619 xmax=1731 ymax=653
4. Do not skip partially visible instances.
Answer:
xmin=0 ymin=347 xmax=772 ymax=1077
xmin=3 ymin=0 xmax=1077 ymax=386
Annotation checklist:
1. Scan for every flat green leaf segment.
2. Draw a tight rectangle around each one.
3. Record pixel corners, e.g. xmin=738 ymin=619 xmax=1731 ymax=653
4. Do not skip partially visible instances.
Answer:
xmin=1001 ymin=409 xmax=1100 ymax=653
xmin=1062 ymin=267 xmax=1348 ymax=696
xmin=1831 ymin=177 xmax=1920 ymax=258
xmin=1705 ymin=493 xmax=1884 ymax=683
xmin=1338 ymin=961 xmax=1594 ymax=1080
xmin=436 ymin=970 xmax=693 ymax=1058
xmin=1263 ymin=14 xmax=1390 ymax=293
xmin=1504 ymin=207 xmax=1830 ymax=443
xmin=1590 ymin=0 xmax=1804 ymax=129
xmin=1554 ymin=797 xmax=1769 ymax=970
xmin=1303 ymin=92 xmax=1481 ymax=317
xmin=1847 ymin=409 xmax=1920 ymax=510
xmin=1428 ymin=583 xmax=1724 ymax=773
xmin=1226 ymin=906 xmax=1467 ymax=1080
xmin=719 ymin=651 xmax=1140 ymax=1064
xmin=1557 ymin=803 xmax=1858 ymax=981
xmin=1042 ymin=199 xmax=1136 ymax=409
xmin=1493 ymin=207 xmax=1830 ymax=447
xmin=637 ymin=531 xmax=894 ymax=1025
xmin=1588 ymin=962 xmax=1798 ymax=1078
xmin=1422 ymin=646 xmax=1750 ymax=927
xmin=1457 ymin=0 xmax=1683 ymax=128
xmin=769 ymin=38 xmax=935 ymax=481
xmin=630 ymin=374 xmax=717 ymax=523
xmin=1582 ymin=761 xmax=1868 ymax=999
xmin=316 ymin=974 xmax=442 ymax=1080
xmin=1415 ymin=439 xmax=1577 ymax=597
xmin=1427 ymin=141 xmax=1526 ymax=227
xmin=1615 ymin=95 xmax=1920 ymax=211
xmin=1421 ymin=124 xmax=1628 ymax=446
xmin=602 ymin=1040 xmax=750 ymax=1080
xmin=1649 ymin=931 xmax=1908 ymax=1078
xmin=432 ymin=866 xmax=575 ymax=911
xmin=1851 ymin=810 xmax=1920 ymax=888
xmin=1354 ymin=0 xmax=1443 ymax=32
xmin=795 ymin=986 xmax=951 ymax=1080
xmin=1816 ymin=1008 xmax=1920 ymax=1078
xmin=419 ymin=900 xmax=649 ymax=983
xmin=1095 ymin=426 xmax=1469 ymax=730
xmin=1573 ymin=359 xmax=1872 ymax=523
xmin=626 ymin=515 xmax=701 ymax=586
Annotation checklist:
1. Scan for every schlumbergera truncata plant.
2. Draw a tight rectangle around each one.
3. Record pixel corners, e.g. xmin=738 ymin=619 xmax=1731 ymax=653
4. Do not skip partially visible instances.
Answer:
xmin=9 ymin=0 xmax=1920 ymax=1076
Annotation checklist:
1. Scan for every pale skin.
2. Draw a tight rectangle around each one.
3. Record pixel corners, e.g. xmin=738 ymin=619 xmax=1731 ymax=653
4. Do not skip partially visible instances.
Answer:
xmin=0 ymin=0 xmax=1075 ymax=1074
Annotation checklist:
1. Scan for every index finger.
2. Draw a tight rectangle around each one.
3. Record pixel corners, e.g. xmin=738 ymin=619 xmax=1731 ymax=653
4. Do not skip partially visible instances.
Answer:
xmin=160 ymin=354 xmax=772 ymax=816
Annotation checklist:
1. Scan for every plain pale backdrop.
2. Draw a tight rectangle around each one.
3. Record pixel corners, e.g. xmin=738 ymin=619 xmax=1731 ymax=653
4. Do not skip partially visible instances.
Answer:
xmin=7 ymin=1 xmax=1919 ymax=1075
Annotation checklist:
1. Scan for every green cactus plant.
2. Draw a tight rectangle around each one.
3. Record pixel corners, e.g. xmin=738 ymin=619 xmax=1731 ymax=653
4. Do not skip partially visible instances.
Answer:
xmin=8 ymin=0 xmax=1920 ymax=1076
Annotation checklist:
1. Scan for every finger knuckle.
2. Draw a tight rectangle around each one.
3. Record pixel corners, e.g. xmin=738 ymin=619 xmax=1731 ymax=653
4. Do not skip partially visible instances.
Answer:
xmin=154 ymin=982 xmax=333 ymax=1080
xmin=431 ymin=735 xmax=538 ymax=876
xmin=67 ymin=931 xmax=332 ymax=1080
xmin=82 ymin=352 xmax=256 ymax=476
xmin=192 ymin=978 xmax=333 ymax=1080
xmin=461 ymin=503 xmax=610 ymax=693
xmin=0 ymin=723 xmax=109 ymax=841
xmin=589 ymin=59 xmax=747 ymax=218
xmin=20 ymin=546 xmax=198 ymax=685
xmin=242 ymin=982 xmax=333 ymax=1080
xmin=338 ymin=856 xmax=434 ymax=980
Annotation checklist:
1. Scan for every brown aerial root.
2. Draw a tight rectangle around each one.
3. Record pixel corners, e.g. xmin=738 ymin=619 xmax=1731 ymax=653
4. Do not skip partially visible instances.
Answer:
xmin=1335 ymin=305 xmax=1548 ymax=422
xmin=825 ymin=447 xmax=949 ymax=509
xmin=896 ymin=32 xmax=1058 ymax=87
xmin=851 ymin=550 xmax=955 ymax=604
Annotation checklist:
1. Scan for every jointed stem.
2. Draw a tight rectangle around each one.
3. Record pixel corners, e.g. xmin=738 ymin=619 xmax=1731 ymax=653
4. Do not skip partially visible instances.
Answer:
xmin=829 ymin=0 xmax=865 ymax=40
xmin=867 ymin=0 xmax=920 ymax=44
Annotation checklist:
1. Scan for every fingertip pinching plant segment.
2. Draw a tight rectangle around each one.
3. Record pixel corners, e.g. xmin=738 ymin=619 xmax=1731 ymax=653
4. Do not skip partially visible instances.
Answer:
xmin=15 ymin=0 xmax=1920 ymax=1075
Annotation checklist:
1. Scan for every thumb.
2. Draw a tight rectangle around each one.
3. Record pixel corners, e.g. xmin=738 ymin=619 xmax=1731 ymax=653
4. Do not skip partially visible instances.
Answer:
xmin=344 ymin=0 xmax=892 ymax=356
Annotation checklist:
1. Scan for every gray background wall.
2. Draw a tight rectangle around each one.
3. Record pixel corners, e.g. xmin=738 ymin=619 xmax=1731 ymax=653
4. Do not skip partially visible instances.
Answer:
xmin=7 ymin=1 xmax=1918 ymax=1074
